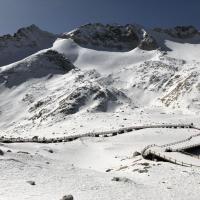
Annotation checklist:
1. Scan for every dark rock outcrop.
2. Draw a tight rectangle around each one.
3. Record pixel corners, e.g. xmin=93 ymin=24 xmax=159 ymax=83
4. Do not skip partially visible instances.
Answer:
xmin=0 ymin=50 xmax=75 ymax=88
xmin=0 ymin=149 xmax=4 ymax=156
xmin=154 ymin=26 xmax=199 ymax=39
xmin=0 ymin=24 xmax=57 ymax=66
xmin=60 ymin=195 xmax=74 ymax=200
xmin=63 ymin=23 xmax=158 ymax=51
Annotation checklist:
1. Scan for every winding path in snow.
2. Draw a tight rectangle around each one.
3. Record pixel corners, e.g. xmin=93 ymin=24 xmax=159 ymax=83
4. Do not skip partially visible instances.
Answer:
xmin=142 ymin=126 xmax=200 ymax=167
xmin=0 ymin=123 xmax=194 ymax=144
xmin=1 ymin=122 xmax=200 ymax=167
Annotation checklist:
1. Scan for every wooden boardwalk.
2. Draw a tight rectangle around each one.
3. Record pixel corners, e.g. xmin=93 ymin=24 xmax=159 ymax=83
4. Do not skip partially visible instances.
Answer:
xmin=142 ymin=127 xmax=200 ymax=167
xmin=0 ymin=123 xmax=193 ymax=144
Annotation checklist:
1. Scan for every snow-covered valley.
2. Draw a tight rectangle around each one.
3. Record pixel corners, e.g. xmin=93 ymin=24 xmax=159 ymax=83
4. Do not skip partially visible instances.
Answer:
xmin=0 ymin=23 xmax=200 ymax=200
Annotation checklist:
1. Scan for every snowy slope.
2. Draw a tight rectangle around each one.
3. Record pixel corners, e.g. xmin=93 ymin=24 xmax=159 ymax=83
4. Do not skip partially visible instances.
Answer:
xmin=0 ymin=49 xmax=130 ymax=136
xmin=0 ymin=50 xmax=75 ymax=130
xmin=0 ymin=23 xmax=200 ymax=200
xmin=53 ymin=24 xmax=200 ymax=113
xmin=0 ymin=25 xmax=56 ymax=66
xmin=0 ymin=23 xmax=199 ymax=136
xmin=151 ymin=26 xmax=200 ymax=61
xmin=1 ymin=128 xmax=200 ymax=200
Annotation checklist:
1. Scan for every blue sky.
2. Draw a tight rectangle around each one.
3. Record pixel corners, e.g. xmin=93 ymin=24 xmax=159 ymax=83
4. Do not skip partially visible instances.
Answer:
xmin=0 ymin=0 xmax=199 ymax=35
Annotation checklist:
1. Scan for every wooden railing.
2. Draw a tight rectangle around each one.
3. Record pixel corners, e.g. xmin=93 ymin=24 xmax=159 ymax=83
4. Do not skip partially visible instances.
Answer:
xmin=149 ymin=150 xmax=200 ymax=168
xmin=0 ymin=123 xmax=194 ymax=144
xmin=141 ymin=124 xmax=200 ymax=167
xmin=174 ymin=143 xmax=200 ymax=152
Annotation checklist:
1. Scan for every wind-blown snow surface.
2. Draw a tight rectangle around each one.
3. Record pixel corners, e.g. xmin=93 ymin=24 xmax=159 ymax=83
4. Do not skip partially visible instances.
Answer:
xmin=0 ymin=23 xmax=200 ymax=200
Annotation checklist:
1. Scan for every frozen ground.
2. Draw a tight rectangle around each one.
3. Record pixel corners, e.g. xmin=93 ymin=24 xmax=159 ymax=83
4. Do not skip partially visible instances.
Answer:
xmin=1 ymin=127 xmax=200 ymax=200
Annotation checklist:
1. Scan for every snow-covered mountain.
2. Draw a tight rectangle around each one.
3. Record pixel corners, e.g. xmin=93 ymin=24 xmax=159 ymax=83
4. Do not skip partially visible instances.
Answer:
xmin=1 ymin=23 xmax=200 ymax=200
xmin=53 ymin=23 xmax=200 ymax=111
xmin=0 ymin=23 xmax=200 ymax=136
xmin=62 ymin=23 xmax=158 ymax=51
xmin=0 ymin=24 xmax=57 ymax=66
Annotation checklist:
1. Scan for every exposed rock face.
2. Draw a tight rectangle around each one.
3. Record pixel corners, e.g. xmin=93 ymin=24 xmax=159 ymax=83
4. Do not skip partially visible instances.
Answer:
xmin=139 ymin=33 xmax=158 ymax=50
xmin=154 ymin=26 xmax=199 ymax=39
xmin=0 ymin=24 xmax=57 ymax=66
xmin=0 ymin=50 xmax=75 ymax=87
xmin=62 ymin=23 xmax=157 ymax=51
xmin=131 ymin=60 xmax=178 ymax=92
xmin=29 ymin=80 xmax=129 ymax=121
xmin=42 ymin=50 xmax=75 ymax=71
xmin=160 ymin=69 xmax=200 ymax=108
xmin=60 ymin=195 xmax=74 ymax=200
xmin=25 ymin=67 xmax=131 ymax=122
xmin=55 ymin=84 xmax=121 ymax=115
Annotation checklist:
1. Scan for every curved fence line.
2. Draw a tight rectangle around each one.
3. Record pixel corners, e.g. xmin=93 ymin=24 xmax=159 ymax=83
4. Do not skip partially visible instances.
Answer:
xmin=0 ymin=123 xmax=194 ymax=144
xmin=149 ymin=150 xmax=200 ymax=168
xmin=179 ymin=150 xmax=200 ymax=159
xmin=160 ymin=131 xmax=200 ymax=149
xmin=173 ymin=143 xmax=200 ymax=152
xmin=142 ymin=125 xmax=200 ymax=167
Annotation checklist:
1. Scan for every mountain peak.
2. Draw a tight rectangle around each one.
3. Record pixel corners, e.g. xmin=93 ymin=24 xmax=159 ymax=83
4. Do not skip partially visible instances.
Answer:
xmin=153 ymin=25 xmax=199 ymax=39
xmin=62 ymin=23 xmax=158 ymax=51
xmin=15 ymin=24 xmax=40 ymax=35
xmin=0 ymin=24 xmax=56 ymax=67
